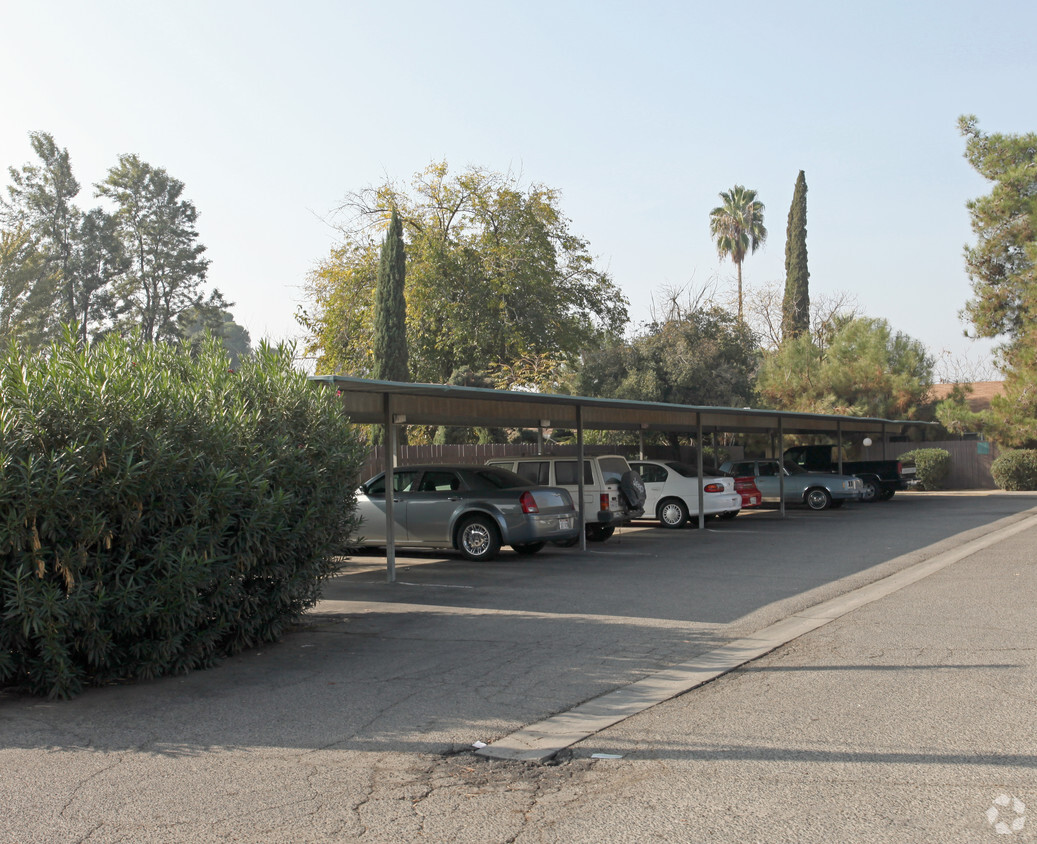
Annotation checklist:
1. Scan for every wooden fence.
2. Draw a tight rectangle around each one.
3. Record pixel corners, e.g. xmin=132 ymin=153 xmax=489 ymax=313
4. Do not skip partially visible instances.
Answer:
xmin=867 ymin=440 xmax=1000 ymax=490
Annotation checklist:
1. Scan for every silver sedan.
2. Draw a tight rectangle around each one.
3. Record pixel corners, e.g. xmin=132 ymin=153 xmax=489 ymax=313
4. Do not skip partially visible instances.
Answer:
xmin=719 ymin=458 xmax=863 ymax=510
xmin=354 ymin=464 xmax=579 ymax=561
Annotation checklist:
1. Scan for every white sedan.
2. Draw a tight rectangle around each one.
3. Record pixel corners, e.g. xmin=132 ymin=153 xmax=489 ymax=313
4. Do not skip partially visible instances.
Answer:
xmin=630 ymin=460 xmax=742 ymax=528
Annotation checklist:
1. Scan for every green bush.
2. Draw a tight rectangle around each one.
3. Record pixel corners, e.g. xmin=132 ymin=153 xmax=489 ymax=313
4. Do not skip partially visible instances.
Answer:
xmin=0 ymin=330 xmax=363 ymax=698
xmin=991 ymin=449 xmax=1037 ymax=491
xmin=898 ymin=448 xmax=951 ymax=490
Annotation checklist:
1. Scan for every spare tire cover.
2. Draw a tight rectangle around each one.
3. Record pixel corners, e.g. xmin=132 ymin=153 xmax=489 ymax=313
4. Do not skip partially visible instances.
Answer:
xmin=620 ymin=470 xmax=647 ymax=509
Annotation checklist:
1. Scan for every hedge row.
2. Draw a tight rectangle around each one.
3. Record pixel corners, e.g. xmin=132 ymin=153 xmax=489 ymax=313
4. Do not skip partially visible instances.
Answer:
xmin=898 ymin=448 xmax=951 ymax=490
xmin=0 ymin=331 xmax=363 ymax=698
xmin=991 ymin=449 xmax=1037 ymax=491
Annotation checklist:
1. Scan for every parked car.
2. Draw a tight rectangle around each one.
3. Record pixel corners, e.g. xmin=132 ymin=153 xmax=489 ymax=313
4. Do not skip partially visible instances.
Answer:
xmin=353 ymin=464 xmax=579 ymax=561
xmin=783 ymin=444 xmax=916 ymax=502
xmin=719 ymin=458 xmax=863 ymax=511
xmin=629 ymin=460 xmax=742 ymax=527
xmin=730 ymin=473 xmax=763 ymax=510
xmin=700 ymin=464 xmax=763 ymax=512
xmin=486 ymin=454 xmax=645 ymax=541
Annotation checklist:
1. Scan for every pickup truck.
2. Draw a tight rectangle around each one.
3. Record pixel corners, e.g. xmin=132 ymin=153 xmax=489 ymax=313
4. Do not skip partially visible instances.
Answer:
xmin=783 ymin=445 xmax=915 ymax=502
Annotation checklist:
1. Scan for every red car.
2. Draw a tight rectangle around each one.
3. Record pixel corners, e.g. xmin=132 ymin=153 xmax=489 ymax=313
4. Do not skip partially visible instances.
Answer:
xmin=732 ymin=474 xmax=762 ymax=509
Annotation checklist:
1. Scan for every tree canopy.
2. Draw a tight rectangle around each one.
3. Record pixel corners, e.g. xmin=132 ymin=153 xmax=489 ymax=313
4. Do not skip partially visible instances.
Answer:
xmin=298 ymin=162 xmax=629 ymax=387
xmin=958 ymin=115 xmax=1037 ymax=446
xmin=756 ymin=316 xmax=934 ymax=419
xmin=1 ymin=132 xmax=237 ymax=352
xmin=576 ymin=305 xmax=759 ymax=409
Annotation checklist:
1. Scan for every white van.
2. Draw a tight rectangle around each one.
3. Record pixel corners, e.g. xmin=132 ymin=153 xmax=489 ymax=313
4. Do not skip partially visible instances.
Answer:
xmin=486 ymin=454 xmax=645 ymax=541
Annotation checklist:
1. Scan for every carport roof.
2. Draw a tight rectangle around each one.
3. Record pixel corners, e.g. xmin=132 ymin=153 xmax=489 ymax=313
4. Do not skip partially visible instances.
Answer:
xmin=310 ymin=375 xmax=927 ymax=436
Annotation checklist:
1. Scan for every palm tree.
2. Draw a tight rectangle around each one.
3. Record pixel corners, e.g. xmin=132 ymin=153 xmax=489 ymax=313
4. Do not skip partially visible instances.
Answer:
xmin=709 ymin=185 xmax=767 ymax=322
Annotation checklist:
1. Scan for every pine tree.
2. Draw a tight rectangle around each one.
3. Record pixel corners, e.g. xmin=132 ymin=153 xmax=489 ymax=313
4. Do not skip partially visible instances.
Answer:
xmin=781 ymin=170 xmax=809 ymax=340
xmin=372 ymin=208 xmax=408 ymax=382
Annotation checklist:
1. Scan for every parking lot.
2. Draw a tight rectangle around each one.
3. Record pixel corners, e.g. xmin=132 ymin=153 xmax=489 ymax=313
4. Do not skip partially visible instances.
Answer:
xmin=2 ymin=492 xmax=1036 ymax=842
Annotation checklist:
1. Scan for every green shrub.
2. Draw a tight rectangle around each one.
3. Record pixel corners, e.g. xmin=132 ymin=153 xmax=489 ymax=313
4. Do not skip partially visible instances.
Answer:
xmin=0 ymin=330 xmax=363 ymax=698
xmin=898 ymin=448 xmax=951 ymax=490
xmin=991 ymin=449 xmax=1037 ymax=491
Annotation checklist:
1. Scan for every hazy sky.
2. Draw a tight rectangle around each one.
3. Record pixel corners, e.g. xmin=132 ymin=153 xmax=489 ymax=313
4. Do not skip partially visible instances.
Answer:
xmin=4 ymin=0 xmax=1035 ymax=379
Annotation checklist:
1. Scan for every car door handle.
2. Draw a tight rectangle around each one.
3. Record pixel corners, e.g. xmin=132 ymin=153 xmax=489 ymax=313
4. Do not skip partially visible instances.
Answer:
xmin=446 ymin=496 xmax=462 ymax=501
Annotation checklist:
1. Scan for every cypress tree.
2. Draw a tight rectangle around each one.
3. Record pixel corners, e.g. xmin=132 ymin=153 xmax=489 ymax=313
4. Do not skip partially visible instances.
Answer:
xmin=781 ymin=170 xmax=810 ymax=340
xmin=372 ymin=208 xmax=408 ymax=382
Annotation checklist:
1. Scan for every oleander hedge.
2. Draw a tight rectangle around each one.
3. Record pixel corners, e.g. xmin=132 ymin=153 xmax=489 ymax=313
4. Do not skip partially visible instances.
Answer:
xmin=897 ymin=448 xmax=951 ymax=490
xmin=991 ymin=449 xmax=1037 ymax=491
xmin=0 ymin=331 xmax=363 ymax=699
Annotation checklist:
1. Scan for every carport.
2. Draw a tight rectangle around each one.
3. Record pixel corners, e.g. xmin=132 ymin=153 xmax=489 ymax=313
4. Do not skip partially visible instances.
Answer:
xmin=312 ymin=375 xmax=920 ymax=581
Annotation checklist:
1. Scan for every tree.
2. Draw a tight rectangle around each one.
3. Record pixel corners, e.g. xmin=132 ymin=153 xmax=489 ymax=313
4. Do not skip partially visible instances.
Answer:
xmin=756 ymin=316 xmax=934 ymax=419
xmin=957 ymin=115 xmax=1037 ymax=446
xmin=178 ymin=306 xmax=253 ymax=367
xmin=97 ymin=154 xmax=219 ymax=343
xmin=296 ymin=241 xmax=378 ymax=376
xmin=709 ymin=185 xmax=767 ymax=322
xmin=69 ymin=208 xmax=127 ymax=346
xmin=576 ymin=304 xmax=759 ymax=451
xmin=0 ymin=226 xmax=44 ymax=344
xmin=2 ymin=132 xmax=82 ymax=339
xmin=781 ymin=170 xmax=809 ymax=340
xmin=300 ymin=161 xmax=628 ymax=386
xmin=372 ymin=208 xmax=408 ymax=382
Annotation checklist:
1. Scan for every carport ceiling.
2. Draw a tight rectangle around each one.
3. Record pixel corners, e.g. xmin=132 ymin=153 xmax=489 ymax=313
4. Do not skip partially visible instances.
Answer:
xmin=311 ymin=375 xmax=922 ymax=437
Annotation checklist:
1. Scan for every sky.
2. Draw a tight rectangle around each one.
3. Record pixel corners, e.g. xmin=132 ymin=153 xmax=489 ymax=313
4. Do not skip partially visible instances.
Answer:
xmin=3 ymin=0 xmax=1035 ymax=381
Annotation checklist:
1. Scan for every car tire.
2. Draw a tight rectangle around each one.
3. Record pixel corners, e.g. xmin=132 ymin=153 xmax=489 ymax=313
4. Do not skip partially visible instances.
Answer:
xmin=619 ymin=470 xmax=647 ymax=509
xmin=456 ymin=515 xmax=501 ymax=561
xmin=512 ymin=542 xmax=545 ymax=556
xmin=657 ymin=497 xmax=689 ymax=528
xmin=805 ymin=488 xmax=832 ymax=511
xmin=880 ymin=489 xmax=896 ymax=500
xmin=860 ymin=478 xmax=880 ymax=502
xmin=586 ymin=524 xmax=616 ymax=542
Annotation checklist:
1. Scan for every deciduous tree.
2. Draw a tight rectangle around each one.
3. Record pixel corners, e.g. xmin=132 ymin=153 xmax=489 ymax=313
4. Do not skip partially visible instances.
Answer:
xmin=3 ymin=132 xmax=82 ymax=339
xmin=97 ymin=154 xmax=219 ymax=343
xmin=300 ymin=162 xmax=628 ymax=387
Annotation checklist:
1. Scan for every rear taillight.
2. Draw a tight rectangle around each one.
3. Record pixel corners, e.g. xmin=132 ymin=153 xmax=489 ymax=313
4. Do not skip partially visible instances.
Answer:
xmin=520 ymin=491 xmax=539 ymax=514
xmin=600 ymin=493 xmax=610 ymax=511
xmin=703 ymin=483 xmax=724 ymax=493
xmin=897 ymin=461 xmax=903 ymax=475
xmin=734 ymin=477 xmax=753 ymax=490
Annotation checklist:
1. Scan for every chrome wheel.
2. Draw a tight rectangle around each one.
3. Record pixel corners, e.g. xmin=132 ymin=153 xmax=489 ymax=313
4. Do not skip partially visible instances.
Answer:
xmin=805 ymin=488 xmax=832 ymax=511
xmin=457 ymin=516 xmax=500 ymax=561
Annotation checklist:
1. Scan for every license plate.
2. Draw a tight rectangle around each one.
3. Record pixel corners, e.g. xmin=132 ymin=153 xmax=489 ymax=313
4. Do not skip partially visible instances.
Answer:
xmin=559 ymin=517 xmax=573 ymax=530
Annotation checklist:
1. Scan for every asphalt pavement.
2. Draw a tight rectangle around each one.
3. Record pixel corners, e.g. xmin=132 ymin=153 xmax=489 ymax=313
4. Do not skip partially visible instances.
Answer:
xmin=1 ymin=492 xmax=1035 ymax=843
